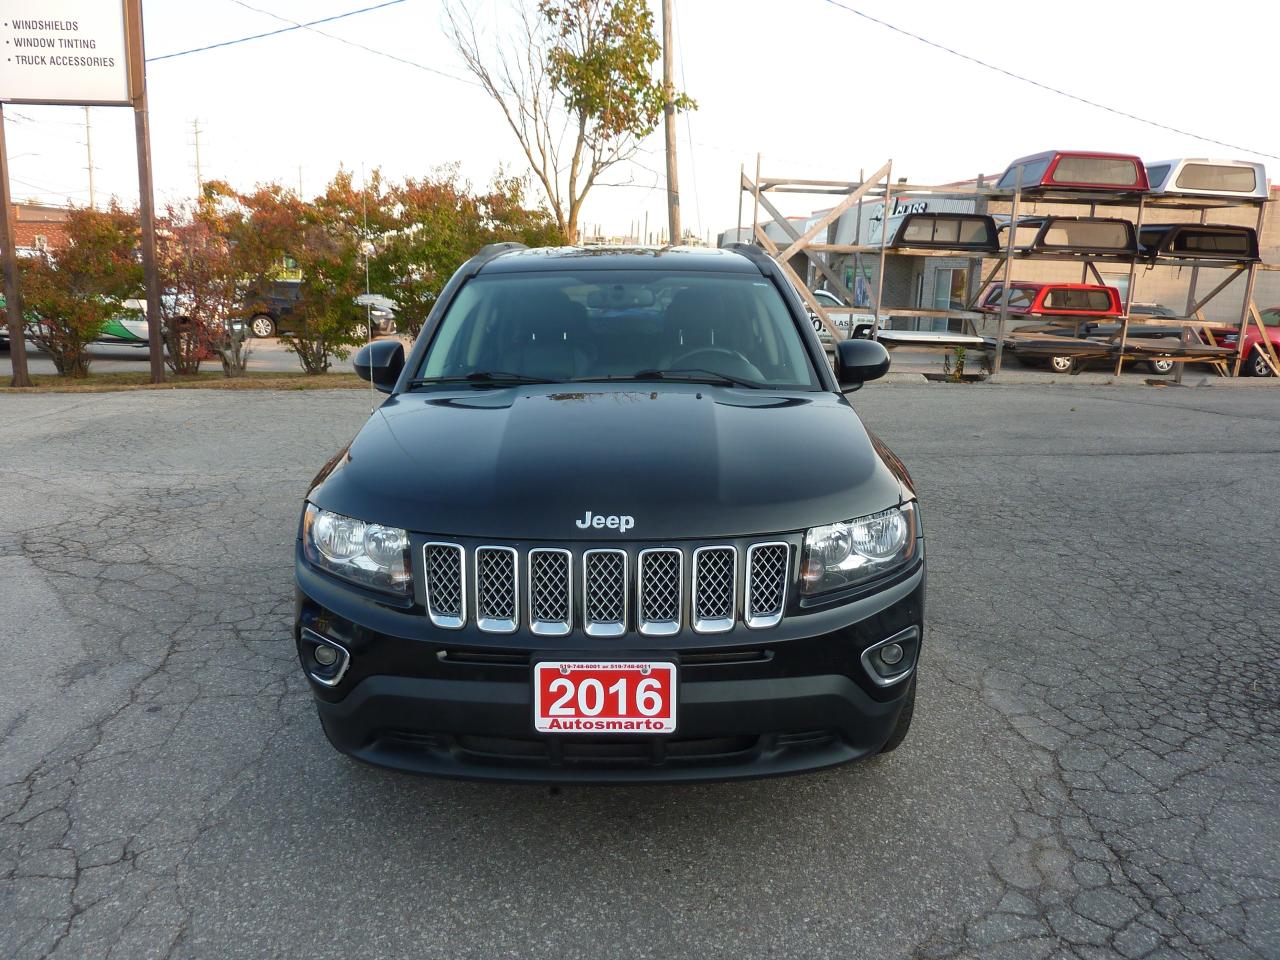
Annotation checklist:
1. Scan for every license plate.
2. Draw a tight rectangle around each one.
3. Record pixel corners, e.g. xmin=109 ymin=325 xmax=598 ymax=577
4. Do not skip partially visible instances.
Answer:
xmin=533 ymin=661 xmax=677 ymax=734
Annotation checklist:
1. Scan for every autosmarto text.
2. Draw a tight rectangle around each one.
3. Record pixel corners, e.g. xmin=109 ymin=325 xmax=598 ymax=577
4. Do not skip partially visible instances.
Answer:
xmin=542 ymin=718 xmax=672 ymax=731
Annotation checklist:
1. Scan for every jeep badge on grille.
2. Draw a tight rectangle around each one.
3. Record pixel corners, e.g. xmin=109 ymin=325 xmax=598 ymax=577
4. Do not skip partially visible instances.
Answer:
xmin=576 ymin=511 xmax=635 ymax=532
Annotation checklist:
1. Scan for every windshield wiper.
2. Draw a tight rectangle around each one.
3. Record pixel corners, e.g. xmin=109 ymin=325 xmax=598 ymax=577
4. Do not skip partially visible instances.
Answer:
xmin=629 ymin=367 xmax=763 ymax=388
xmin=407 ymin=371 xmax=560 ymax=388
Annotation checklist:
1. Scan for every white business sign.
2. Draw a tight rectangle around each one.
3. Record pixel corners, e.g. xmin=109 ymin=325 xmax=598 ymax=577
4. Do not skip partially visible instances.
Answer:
xmin=0 ymin=1 xmax=131 ymax=105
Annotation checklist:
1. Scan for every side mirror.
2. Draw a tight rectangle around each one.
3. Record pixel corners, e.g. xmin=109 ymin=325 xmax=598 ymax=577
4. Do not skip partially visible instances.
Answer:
xmin=354 ymin=340 xmax=404 ymax=393
xmin=835 ymin=338 xmax=890 ymax=389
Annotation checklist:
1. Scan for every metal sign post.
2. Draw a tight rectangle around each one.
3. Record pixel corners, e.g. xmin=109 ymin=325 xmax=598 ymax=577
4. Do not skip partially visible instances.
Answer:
xmin=0 ymin=0 xmax=164 ymax=384
xmin=0 ymin=102 xmax=31 ymax=386
xmin=125 ymin=0 xmax=164 ymax=383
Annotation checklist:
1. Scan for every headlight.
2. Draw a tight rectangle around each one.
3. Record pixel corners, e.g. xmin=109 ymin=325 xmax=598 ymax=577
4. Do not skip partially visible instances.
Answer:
xmin=800 ymin=502 xmax=917 ymax=596
xmin=302 ymin=504 xmax=412 ymax=595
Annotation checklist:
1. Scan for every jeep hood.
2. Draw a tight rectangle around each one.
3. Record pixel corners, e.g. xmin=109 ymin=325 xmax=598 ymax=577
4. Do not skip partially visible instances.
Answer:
xmin=308 ymin=384 xmax=911 ymax=541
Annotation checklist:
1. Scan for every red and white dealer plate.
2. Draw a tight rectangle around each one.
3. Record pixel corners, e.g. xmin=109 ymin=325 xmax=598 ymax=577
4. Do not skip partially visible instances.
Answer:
xmin=533 ymin=661 xmax=677 ymax=734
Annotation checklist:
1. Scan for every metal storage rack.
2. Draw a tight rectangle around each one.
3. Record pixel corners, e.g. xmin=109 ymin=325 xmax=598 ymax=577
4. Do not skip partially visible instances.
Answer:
xmin=740 ymin=161 xmax=1276 ymax=378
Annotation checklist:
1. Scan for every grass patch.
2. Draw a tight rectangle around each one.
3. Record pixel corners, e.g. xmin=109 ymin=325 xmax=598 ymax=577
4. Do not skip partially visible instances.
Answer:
xmin=0 ymin=370 xmax=365 ymax=393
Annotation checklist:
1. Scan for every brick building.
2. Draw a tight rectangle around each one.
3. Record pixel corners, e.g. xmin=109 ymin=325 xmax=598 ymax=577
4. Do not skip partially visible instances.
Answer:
xmin=5 ymin=202 xmax=70 ymax=255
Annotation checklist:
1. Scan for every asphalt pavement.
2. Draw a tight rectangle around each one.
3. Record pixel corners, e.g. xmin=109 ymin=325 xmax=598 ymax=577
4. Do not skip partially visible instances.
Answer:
xmin=1 ymin=381 xmax=1277 ymax=959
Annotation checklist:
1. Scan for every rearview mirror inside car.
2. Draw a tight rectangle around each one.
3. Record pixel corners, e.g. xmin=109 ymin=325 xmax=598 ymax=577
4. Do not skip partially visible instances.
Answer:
xmin=354 ymin=340 xmax=404 ymax=393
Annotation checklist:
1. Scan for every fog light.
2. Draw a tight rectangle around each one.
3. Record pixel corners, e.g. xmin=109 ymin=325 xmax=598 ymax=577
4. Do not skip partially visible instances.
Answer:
xmin=860 ymin=626 xmax=920 ymax=688
xmin=878 ymin=642 xmax=904 ymax=666
xmin=300 ymin=628 xmax=351 ymax=688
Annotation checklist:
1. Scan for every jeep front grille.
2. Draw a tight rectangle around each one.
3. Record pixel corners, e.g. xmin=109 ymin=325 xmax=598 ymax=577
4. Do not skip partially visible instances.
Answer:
xmin=745 ymin=542 xmax=789 ymax=629
xmin=583 ymin=549 xmax=628 ymax=637
xmin=527 ymin=548 xmax=572 ymax=636
xmin=419 ymin=541 xmax=790 ymax=635
xmin=692 ymin=546 xmax=737 ymax=634
xmin=637 ymin=548 xmax=682 ymax=636
xmin=423 ymin=542 xmax=465 ymax=629
xmin=475 ymin=546 xmax=518 ymax=634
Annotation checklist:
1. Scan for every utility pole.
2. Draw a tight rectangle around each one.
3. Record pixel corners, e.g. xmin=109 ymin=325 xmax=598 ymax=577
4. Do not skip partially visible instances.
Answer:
xmin=84 ymin=106 xmax=96 ymax=209
xmin=191 ymin=118 xmax=203 ymax=196
xmin=661 ymin=0 xmax=680 ymax=246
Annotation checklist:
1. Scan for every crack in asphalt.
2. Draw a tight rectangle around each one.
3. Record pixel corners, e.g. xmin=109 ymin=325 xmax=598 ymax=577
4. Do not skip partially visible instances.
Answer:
xmin=0 ymin=386 xmax=1276 ymax=960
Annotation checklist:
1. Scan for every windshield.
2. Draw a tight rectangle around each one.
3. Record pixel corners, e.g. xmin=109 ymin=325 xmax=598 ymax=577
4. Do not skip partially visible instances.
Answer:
xmin=415 ymin=269 xmax=819 ymax=389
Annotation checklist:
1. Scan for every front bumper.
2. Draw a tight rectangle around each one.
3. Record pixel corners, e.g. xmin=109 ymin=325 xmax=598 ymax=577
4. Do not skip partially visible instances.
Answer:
xmin=296 ymin=551 xmax=924 ymax=784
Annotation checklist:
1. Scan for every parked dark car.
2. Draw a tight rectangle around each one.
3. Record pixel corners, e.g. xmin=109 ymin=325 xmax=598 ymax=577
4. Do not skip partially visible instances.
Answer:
xmin=294 ymin=244 xmax=922 ymax=782
xmin=985 ymin=286 xmax=1182 ymax=375
xmin=0 ymin=294 xmax=40 ymax=351
xmin=240 ymin=281 xmax=396 ymax=339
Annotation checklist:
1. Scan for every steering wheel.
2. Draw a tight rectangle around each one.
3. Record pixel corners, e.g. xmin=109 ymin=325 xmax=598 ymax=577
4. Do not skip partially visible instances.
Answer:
xmin=667 ymin=346 xmax=766 ymax=382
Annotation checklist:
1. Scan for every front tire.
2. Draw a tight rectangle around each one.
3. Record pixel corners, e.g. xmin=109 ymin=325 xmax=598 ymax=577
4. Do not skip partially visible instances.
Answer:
xmin=1049 ymin=355 xmax=1075 ymax=374
xmin=1246 ymin=348 xmax=1275 ymax=377
xmin=878 ymin=678 xmax=916 ymax=754
xmin=1147 ymin=358 xmax=1175 ymax=375
xmin=353 ymin=322 xmax=370 ymax=341
xmin=249 ymin=314 xmax=276 ymax=338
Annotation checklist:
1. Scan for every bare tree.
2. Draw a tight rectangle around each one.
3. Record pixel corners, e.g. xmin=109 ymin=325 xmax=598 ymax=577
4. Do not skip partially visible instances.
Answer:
xmin=446 ymin=0 xmax=692 ymax=244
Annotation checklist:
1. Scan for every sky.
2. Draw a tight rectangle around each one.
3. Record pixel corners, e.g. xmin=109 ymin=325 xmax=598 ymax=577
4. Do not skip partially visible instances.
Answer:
xmin=4 ymin=0 xmax=1278 ymax=241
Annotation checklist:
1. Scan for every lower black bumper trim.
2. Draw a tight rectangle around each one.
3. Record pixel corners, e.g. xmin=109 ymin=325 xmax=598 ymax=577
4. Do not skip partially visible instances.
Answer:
xmin=315 ymin=672 xmax=909 ymax=783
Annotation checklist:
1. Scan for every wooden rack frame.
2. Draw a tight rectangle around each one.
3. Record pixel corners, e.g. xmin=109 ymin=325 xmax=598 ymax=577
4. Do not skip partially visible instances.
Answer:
xmin=740 ymin=160 xmax=1274 ymax=378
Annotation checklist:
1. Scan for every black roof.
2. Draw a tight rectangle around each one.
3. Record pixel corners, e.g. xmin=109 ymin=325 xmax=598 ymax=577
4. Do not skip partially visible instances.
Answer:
xmin=478 ymin=245 xmax=760 ymax=274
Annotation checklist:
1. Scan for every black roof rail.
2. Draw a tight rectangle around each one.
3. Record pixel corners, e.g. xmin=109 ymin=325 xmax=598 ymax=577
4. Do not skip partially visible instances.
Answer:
xmin=474 ymin=241 xmax=527 ymax=262
xmin=722 ymin=241 xmax=774 ymax=275
xmin=455 ymin=241 xmax=528 ymax=281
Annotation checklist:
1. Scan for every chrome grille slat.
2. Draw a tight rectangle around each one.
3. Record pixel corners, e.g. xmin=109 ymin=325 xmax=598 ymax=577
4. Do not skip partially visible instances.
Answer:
xmin=583 ymin=549 xmax=627 ymax=637
xmin=692 ymin=546 xmax=737 ymax=634
xmin=475 ymin=546 xmax=518 ymax=634
xmin=745 ymin=542 xmax=789 ymax=629
xmin=637 ymin=548 xmax=682 ymax=637
xmin=528 ymin=548 xmax=572 ymax=636
xmin=422 ymin=539 xmax=786 ymax=635
xmin=423 ymin=542 xmax=465 ymax=629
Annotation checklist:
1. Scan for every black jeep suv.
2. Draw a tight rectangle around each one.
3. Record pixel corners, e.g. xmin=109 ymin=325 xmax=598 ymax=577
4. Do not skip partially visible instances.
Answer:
xmin=294 ymin=244 xmax=924 ymax=782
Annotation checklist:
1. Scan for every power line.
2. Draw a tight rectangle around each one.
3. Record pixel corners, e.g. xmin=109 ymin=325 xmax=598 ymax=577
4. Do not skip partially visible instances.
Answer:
xmin=818 ymin=0 xmax=1280 ymax=161
xmin=10 ymin=175 xmax=89 ymax=196
xmin=223 ymin=0 xmax=478 ymax=86
xmin=148 ymin=0 xmax=407 ymax=62
xmin=4 ymin=110 xmax=85 ymax=126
